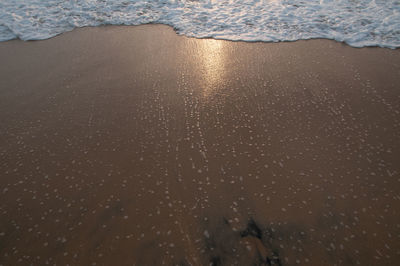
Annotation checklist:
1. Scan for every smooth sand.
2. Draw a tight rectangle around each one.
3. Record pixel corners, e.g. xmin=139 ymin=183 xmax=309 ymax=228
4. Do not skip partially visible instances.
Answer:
xmin=0 ymin=25 xmax=400 ymax=265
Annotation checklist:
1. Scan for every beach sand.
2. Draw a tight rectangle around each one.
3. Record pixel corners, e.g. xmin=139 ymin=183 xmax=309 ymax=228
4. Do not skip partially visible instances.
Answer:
xmin=0 ymin=25 xmax=399 ymax=265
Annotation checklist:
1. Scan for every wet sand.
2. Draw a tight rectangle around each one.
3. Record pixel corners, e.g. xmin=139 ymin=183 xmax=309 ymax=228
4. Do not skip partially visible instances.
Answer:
xmin=0 ymin=25 xmax=400 ymax=265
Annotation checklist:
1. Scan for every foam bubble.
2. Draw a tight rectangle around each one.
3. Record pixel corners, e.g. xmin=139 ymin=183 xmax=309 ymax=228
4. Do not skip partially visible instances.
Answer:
xmin=0 ymin=0 xmax=399 ymax=48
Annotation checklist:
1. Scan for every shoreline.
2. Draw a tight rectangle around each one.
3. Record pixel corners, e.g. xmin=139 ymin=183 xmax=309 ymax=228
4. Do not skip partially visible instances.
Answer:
xmin=1 ymin=24 xmax=400 ymax=265
xmin=1 ymin=24 xmax=399 ymax=50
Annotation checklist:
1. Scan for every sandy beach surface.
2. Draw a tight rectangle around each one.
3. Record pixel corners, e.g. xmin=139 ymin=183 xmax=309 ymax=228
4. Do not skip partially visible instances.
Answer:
xmin=0 ymin=25 xmax=400 ymax=265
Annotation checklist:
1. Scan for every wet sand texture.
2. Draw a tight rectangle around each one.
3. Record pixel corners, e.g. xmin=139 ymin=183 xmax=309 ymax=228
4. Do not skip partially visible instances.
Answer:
xmin=0 ymin=25 xmax=400 ymax=265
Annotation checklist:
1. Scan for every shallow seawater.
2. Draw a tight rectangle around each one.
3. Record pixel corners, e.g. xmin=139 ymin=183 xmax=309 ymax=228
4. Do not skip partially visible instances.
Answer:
xmin=0 ymin=0 xmax=400 ymax=48
xmin=0 ymin=26 xmax=400 ymax=265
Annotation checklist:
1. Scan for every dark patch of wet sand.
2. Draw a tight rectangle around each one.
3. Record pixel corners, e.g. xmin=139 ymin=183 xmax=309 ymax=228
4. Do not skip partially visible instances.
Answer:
xmin=0 ymin=25 xmax=400 ymax=265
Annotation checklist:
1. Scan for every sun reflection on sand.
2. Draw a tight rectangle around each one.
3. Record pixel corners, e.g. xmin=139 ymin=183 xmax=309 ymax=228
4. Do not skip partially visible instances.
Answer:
xmin=197 ymin=39 xmax=226 ymax=98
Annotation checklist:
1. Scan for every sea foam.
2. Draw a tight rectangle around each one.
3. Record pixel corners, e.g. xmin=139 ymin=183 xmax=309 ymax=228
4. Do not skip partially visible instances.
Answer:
xmin=0 ymin=0 xmax=399 ymax=48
